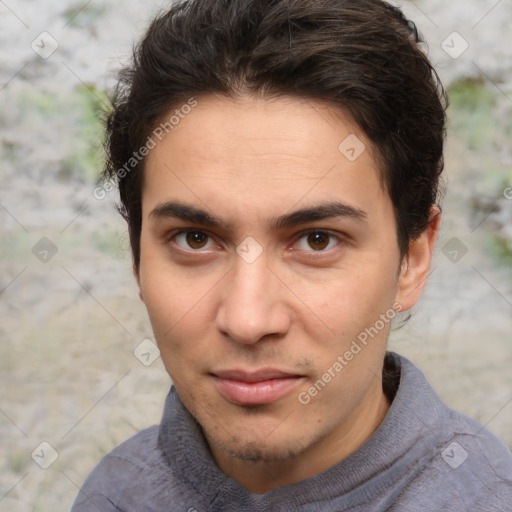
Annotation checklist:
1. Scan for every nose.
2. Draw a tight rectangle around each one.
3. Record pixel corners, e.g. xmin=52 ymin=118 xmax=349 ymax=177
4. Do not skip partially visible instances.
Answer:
xmin=215 ymin=253 xmax=291 ymax=345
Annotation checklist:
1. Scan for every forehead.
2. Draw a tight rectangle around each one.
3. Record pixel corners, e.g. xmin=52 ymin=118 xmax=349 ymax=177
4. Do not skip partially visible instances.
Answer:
xmin=142 ymin=94 xmax=391 ymax=228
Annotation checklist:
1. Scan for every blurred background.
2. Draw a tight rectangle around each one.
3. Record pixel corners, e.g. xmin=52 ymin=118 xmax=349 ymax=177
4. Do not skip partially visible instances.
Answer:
xmin=1 ymin=0 xmax=511 ymax=510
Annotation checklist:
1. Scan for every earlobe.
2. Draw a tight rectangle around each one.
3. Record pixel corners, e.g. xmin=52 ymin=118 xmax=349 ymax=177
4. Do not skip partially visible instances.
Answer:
xmin=395 ymin=206 xmax=441 ymax=311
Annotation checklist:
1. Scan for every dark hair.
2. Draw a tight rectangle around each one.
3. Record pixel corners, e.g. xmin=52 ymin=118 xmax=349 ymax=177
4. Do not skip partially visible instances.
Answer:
xmin=103 ymin=0 xmax=447 ymax=268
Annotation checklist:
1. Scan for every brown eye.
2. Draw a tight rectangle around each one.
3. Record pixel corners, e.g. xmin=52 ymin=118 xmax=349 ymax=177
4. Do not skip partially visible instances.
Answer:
xmin=185 ymin=231 xmax=208 ymax=249
xmin=173 ymin=230 xmax=212 ymax=250
xmin=295 ymin=230 xmax=340 ymax=253
xmin=307 ymin=231 xmax=330 ymax=251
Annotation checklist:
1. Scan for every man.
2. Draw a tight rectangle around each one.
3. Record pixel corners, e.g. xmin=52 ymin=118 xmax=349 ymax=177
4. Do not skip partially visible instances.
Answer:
xmin=72 ymin=0 xmax=512 ymax=510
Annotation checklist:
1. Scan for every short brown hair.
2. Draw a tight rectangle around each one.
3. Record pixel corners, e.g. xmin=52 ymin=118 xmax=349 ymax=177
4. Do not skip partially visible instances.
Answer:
xmin=103 ymin=0 xmax=447 ymax=268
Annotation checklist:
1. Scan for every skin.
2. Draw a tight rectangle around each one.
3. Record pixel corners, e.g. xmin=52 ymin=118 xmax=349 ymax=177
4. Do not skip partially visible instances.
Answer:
xmin=136 ymin=94 xmax=440 ymax=493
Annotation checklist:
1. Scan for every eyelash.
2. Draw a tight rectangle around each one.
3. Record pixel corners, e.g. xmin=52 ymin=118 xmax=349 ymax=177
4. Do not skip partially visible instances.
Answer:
xmin=167 ymin=228 xmax=344 ymax=256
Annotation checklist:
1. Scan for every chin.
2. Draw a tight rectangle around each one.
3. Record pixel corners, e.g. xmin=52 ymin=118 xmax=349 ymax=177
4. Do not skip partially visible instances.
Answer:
xmin=207 ymin=433 xmax=305 ymax=462
xmin=183 ymin=387 xmax=323 ymax=462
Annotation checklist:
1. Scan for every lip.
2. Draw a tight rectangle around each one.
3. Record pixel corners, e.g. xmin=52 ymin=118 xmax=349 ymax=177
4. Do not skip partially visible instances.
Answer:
xmin=211 ymin=368 xmax=304 ymax=405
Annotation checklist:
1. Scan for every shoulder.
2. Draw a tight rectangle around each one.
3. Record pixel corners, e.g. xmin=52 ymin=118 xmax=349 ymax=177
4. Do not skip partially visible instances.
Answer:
xmin=70 ymin=426 xmax=175 ymax=511
xmin=402 ymin=393 xmax=512 ymax=509
xmin=439 ymin=411 xmax=512 ymax=509
xmin=412 ymin=428 xmax=512 ymax=511
xmin=390 ymin=354 xmax=512 ymax=510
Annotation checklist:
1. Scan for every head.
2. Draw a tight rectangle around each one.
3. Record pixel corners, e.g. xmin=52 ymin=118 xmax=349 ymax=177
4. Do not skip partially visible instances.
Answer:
xmin=102 ymin=0 xmax=446 ymax=485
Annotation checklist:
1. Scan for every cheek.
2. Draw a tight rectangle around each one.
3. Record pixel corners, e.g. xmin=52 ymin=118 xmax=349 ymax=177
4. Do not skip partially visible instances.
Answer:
xmin=142 ymin=282 xmax=209 ymax=339
xmin=139 ymin=244 xmax=202 ymax=325
xmin=140 ymin=277 xmax=203 ymax=385
xmin=138 ymin=257 xmax=218 ymax=370
xmin=306 ymin=264 xmax=398 ymax=338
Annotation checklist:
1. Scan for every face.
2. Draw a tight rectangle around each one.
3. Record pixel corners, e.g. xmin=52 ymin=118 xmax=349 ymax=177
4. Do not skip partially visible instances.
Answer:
xmin=137 ymin=94 xmax=435 ymax=475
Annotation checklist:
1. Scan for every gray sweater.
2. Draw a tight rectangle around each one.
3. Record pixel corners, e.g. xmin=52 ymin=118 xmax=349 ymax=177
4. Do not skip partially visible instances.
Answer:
xmin=71 ymin=353 xmax=512 ymax=511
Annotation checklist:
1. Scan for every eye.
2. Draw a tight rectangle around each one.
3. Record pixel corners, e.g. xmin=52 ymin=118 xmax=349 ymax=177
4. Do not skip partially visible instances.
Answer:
xmin=172 ymin=229 xmax=215 ymax=251
xmin=295 ymin=230 xmax=340 ymax=252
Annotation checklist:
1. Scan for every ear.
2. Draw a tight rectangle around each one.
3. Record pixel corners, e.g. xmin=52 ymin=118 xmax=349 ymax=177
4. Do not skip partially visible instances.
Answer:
xmin=395 ymin=206 xmax=441 ymax=312
xmin=133 ymin=263 xmax=144 ymax=302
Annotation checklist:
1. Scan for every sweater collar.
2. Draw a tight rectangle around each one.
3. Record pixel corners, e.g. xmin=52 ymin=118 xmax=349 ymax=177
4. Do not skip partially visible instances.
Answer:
xmin=158 ymin=352 xmax=450 ymax=510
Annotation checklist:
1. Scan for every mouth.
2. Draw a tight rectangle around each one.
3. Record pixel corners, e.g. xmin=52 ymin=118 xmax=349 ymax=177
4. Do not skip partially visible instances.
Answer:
xmin=210 ymin=368 xmax=305 ymax=405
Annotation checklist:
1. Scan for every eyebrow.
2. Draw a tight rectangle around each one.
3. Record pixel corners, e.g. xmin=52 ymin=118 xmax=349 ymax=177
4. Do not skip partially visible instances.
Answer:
xmin=149 ymin=200 xmax=367 ymax=231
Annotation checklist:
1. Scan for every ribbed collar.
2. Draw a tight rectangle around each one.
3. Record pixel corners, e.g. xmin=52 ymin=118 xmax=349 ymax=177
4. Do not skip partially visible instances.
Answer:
xmin=158 ymin=352 xmax=453 ymax=511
